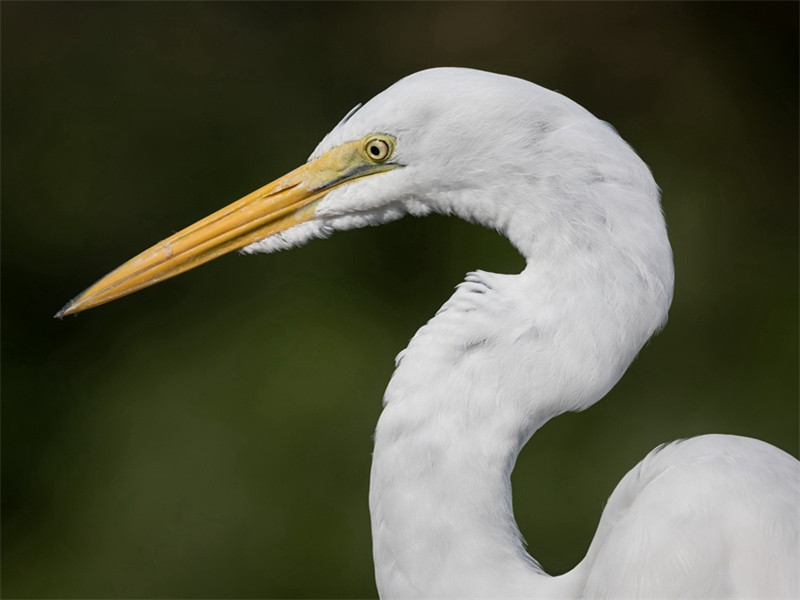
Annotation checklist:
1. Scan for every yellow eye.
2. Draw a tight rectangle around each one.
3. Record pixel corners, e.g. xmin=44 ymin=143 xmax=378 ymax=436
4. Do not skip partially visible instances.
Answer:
xmin=364 ymin=136 xmax=393 ymax=163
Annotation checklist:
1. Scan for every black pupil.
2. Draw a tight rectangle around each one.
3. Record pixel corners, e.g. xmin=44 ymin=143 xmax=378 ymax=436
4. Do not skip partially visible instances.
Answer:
xmin=370 ymin=144 xmax=381 ymax=156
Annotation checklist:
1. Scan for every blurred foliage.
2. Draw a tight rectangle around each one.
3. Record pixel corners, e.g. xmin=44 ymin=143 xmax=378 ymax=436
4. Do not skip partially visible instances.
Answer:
xmin=2 ymin=2 xmax=797 ymax=598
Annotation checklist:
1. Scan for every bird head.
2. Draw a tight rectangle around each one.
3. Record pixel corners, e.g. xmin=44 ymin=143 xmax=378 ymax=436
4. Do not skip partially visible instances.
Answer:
xmin=56 ymin=68 xmax=670 ymax=317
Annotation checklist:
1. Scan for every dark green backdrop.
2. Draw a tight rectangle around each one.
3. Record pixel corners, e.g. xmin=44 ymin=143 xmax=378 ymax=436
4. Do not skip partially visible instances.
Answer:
xmin=3 ymin=2 xmax=797 ymax=598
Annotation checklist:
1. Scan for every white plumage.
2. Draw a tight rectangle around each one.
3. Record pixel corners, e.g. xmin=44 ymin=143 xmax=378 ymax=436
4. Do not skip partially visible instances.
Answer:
xmin=61 ymin=68 xmax=800 ymax=597
xmin=282 ymin=68 xmax=799 ymax=598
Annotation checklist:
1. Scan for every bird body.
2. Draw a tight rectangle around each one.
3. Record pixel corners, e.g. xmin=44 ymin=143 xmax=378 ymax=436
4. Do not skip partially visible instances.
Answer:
xmin=59 ymin=68 xmax=800 ymax=598
xmin=578 ymin=435 xmax=799 ymax=598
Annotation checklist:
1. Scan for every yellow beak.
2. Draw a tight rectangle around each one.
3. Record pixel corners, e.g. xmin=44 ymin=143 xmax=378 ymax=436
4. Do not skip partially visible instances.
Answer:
xmin=56 ymin=135 xmax=397 ymax=317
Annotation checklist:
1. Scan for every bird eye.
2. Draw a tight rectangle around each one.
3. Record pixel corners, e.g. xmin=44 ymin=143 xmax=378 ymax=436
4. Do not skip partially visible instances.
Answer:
xmin=364 ymin=136 xmax=393 ymax=163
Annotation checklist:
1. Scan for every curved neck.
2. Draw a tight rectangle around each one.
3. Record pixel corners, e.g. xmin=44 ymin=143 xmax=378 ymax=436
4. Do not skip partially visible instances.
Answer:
xmin=369 ymin=230 xmax=671 ymax=597
xmin=369 ymin=123 xmax=672 ymax=594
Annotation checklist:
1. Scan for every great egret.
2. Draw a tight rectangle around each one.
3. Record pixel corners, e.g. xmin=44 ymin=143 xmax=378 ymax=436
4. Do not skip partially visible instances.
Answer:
xmin=58 ymin=68 xmax=799 ymax=598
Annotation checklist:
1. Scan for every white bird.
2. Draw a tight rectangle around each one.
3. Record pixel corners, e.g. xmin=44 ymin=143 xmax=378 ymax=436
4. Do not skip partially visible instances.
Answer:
xmin=58 ymin=68 xmax=799 ymax=598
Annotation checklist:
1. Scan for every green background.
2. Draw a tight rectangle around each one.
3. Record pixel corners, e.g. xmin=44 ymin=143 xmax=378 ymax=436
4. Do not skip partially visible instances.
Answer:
xmin=3 ymin=2 xmax=797 ymax=598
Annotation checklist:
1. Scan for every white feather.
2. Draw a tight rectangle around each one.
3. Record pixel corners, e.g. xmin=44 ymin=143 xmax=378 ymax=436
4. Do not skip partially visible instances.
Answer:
xmin=247 ymin=68 xmax=799 ymax=598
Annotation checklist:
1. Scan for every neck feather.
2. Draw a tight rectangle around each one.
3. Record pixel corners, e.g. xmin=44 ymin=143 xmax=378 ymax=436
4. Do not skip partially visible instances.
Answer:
xmin=370 ymin=133 xmax=673 ymax=596
xmin=369 ymin=239 xmax=671 ymax=598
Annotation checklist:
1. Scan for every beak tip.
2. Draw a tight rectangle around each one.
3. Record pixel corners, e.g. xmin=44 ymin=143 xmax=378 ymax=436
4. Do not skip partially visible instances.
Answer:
xmin=54 ymin=299 xmax=77 ymax=319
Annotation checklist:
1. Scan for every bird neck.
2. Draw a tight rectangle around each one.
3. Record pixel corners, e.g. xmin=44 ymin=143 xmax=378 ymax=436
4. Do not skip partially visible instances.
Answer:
xmin=370 ymin=122 xmax=673 ymax=594
xmin=370 ymin=218 xmax=671 ymax=596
